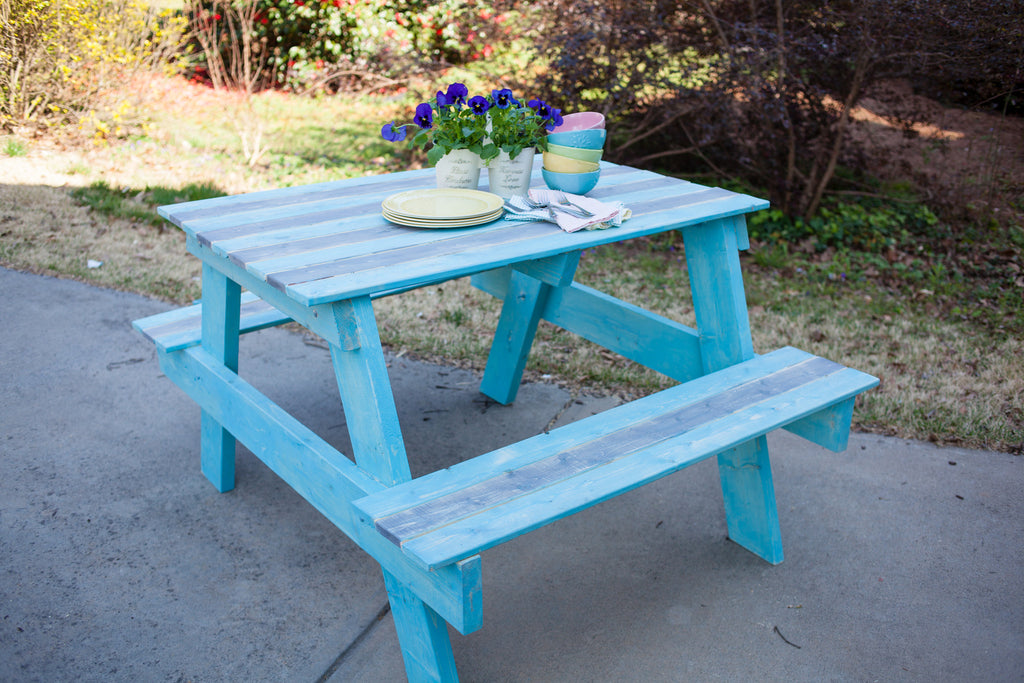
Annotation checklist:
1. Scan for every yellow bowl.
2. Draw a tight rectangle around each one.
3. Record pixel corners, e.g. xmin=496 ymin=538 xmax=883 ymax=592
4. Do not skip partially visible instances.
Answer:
xmin=542 ymin=152 xmax=600 ymax=174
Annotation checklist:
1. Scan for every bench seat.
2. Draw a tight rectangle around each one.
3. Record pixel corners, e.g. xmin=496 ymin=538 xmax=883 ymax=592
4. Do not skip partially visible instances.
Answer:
xmin=355 ymin=346 xmax=878 ymax=571
xmin=133 ymin=292 xmax=292 ymax=353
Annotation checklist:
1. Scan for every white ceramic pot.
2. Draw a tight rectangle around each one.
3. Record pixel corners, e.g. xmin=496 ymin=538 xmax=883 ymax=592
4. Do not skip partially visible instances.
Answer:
xmin=486 ymin=147 xmax=536 ymax=199
xmin=434 ymin=148 xmax=482 ymax=189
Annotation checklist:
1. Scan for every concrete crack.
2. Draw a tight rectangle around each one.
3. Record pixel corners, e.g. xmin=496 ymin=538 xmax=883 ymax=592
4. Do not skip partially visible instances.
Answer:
xmin=316 ymin=602 xmax=391 ymax=683
xmin=544 ymin=391 xmax=580 ymax=433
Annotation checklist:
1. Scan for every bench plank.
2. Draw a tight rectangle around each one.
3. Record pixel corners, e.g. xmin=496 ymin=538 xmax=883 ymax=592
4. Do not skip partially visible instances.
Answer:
xmin=355 ymin=347 xmax=878 ymax=571
xmin=133 ymin=292 xmax=292 ymax=353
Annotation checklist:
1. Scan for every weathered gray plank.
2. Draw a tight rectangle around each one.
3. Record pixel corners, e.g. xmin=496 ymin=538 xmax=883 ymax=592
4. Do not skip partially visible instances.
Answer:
xmin=373 ymin=356 xmax=842 ymax=546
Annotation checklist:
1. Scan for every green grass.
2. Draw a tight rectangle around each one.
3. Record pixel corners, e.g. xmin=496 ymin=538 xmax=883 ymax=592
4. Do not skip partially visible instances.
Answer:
xmin=70 ymin=181 xmax=227 ymax=227
xmin=139 ymin=89 xmax=418 ymax=190
xmin=3 ymin=137 xmax=27 ymax=157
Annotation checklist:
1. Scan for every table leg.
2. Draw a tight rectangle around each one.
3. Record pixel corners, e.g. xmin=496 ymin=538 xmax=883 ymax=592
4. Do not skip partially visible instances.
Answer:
xmin=326 ymin=297 xmax=457 ymax=680
xmin=327 ymin=297 xmax=410 ymax=485
xmin=199 ymin=263 xmax=240 ymax=492
xmin=682 ymin=217 xmax=784 ymax=564
xmin=384 ymin=570 xmax=459 ymax=683
xmin=479 ymin=269 xmax=550 ymax=405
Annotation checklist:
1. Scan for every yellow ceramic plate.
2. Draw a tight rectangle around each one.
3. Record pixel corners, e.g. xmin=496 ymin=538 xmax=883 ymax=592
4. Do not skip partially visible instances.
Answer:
xmin=382 ymin=188 xmax=503 ymax=220
xmin=382 ymin=207 xmax=504 ymax=228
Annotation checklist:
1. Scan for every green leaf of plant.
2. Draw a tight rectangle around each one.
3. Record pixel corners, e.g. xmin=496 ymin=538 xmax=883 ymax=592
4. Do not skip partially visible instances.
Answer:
xmin=426 ymin=145 xmax=445 ymax=165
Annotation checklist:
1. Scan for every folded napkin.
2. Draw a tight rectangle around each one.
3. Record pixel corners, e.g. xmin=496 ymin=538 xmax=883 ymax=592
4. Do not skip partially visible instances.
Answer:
xmin=503 ymin=189 xmax=631 ymax=232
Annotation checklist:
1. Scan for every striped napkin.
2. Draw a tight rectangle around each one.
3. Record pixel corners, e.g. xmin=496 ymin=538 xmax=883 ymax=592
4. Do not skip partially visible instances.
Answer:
xmin=503 ymin=189 xmax=631 ymax=232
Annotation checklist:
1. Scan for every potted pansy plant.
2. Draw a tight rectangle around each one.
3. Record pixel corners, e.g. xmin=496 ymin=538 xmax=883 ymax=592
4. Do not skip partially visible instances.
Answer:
xmin=382 ymin=83 xmax=563 ymax=194
xmin=484 ymin=88 xmax=564 ymax=198
xmin=382 ymin=82 xmax=495 ymax=189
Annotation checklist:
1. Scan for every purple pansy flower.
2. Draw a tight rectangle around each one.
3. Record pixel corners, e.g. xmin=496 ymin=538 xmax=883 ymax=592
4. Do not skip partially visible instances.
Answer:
xmin=527 ymin=99 xmax=552 ymax=118
xmin=544 ymin=107 xmax=564 ymax=131
xmin=468 ymin=95 xmax=490 ymax=115
xmin=380 ymin=121 xmax=407 ymax=142
xmin=414 ymin=102 xmax=434 ymax=129
xmin=438 ymin=82 xmax=469 ymax=107
xmin=447 ymin=82 xmax=468 ymax=104
xmin=491 ymin=88 xmax=516 ymax=109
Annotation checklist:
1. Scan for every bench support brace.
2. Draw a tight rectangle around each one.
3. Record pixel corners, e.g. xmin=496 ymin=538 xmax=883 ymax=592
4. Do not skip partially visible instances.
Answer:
xmin=717 ymin=436 xmax=783 ymax=564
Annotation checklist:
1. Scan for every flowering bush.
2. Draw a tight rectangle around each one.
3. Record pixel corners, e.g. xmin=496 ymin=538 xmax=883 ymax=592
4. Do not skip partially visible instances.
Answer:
xmin=185 ymin=0 xmax=375 ymax=91
xmin=382 ymin=83 xmax=562 ymax=165
xmin=381 ymin=0 xmax=508 ymax=65
xmin=1 ymin=0 xmax=186 ymax=132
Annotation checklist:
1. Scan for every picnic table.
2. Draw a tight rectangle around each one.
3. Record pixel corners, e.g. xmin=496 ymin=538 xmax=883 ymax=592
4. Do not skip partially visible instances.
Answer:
xmin=134 ymin=160 xmax=877 ymax=682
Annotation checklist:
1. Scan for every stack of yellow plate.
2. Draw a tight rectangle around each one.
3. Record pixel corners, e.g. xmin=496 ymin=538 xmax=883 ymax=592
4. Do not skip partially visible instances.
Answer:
xmin=382 ymin=188 xmax=504 ymax=228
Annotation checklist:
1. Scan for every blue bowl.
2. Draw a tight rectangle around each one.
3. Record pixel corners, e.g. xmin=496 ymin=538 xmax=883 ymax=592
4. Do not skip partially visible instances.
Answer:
xmin=546 ymin=129 xmax=607 ymax=150
xmin=542 ymin=167 xmax=601 ymax=195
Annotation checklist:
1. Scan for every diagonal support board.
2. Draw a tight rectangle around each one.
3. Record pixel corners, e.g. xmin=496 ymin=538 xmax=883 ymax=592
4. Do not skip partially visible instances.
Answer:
xmin=472 ymin=267 xmax=704 ymax=384
xmin=155 ymin=345 xmax=484 ymax=634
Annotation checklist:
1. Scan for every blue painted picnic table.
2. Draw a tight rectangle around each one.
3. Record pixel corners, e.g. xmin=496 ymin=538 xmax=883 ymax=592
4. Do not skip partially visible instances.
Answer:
xmin=134 ymin=160 xmax=877 ymax=682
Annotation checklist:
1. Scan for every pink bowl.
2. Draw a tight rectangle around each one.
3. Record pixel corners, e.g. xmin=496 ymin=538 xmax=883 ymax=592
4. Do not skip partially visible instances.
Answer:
xmin=552 ymin=111 xmax=605 ymax=132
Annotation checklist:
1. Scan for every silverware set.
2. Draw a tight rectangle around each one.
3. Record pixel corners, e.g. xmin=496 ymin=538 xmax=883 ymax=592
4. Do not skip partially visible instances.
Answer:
xmin=505 ymin=191 xmax=595 ymax=219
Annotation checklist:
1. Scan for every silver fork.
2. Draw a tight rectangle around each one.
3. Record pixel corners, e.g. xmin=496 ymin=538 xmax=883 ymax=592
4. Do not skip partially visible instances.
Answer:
xmin=521 ymin=195 xmax=547 ymax=210
xmin=520 ymin=194 xmax=590 ymax=219
xmin=548 ymin=203 xmax=590 ymax=219
xmin=554 ymin=191 xmax=595 ymax=217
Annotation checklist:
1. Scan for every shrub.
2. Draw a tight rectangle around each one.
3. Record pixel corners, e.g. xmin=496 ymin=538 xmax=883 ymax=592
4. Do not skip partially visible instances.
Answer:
xmin=748 ymin=198 xmax=940 ymax=253
xmin=529 ymin=0 xmax=1023 ymax=222
xmin=381 ymin=0 xmax=510 ymax=66
xmin=185 ymin=0 xmax=368 ymax=92
xmin=184 ymin=0 xmax=521 ymax=93
xmin=0 ymin=0 xmax=186 ymax=133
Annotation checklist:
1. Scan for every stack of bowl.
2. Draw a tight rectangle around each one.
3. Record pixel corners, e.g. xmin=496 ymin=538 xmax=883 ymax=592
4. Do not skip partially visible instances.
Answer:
xmin=542 ymin=112 xmax=606 ymax=195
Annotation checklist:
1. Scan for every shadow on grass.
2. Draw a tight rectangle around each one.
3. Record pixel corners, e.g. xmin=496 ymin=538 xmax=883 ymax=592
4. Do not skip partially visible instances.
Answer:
xmin=70 ymin=181 xmax=228 ymax=228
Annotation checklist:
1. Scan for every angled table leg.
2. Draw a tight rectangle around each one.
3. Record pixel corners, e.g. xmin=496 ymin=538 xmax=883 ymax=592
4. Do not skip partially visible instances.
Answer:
xmin=480 ymin=255 xmax=581 ymax=405
xmin=682 ymin=217 xmax=784 ymax=565
xmin=327 ymin=297 xmax=411 ymax=486
xmin=383 ymin=571 xmax=460 ymax=682
xmin=199 ymin=263 xmax=241 ymax=492
xmin=327 ymin=296 xmax=458 ymax=681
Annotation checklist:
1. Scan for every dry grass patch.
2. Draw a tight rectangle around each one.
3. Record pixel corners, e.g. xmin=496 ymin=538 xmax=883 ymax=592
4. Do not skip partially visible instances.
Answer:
xmin=0 ymin=183 xmax=201 ymax=302
xmin=751 ymin=302 xmax=1024 ymax=451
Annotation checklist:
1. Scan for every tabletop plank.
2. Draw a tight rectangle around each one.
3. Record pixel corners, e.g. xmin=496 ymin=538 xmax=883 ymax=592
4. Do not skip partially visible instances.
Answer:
xmin=287 ymin=195 xmax=764 ymax=305
xmin=257 ymin=187 xmax=735 ymax=289
xmin=159 ymin=168 xmax=424 ymax=228
xmin=162 ymin=162 xmax=768 ymax=306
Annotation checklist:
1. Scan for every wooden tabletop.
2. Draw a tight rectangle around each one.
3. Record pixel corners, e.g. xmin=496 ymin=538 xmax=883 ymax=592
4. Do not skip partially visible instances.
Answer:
xmin=159 ymin=162 xmax=768 ymax=307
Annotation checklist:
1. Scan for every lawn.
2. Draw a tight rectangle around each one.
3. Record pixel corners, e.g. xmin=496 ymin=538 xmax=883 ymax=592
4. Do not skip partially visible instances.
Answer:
xmin=2 ymin=73 xmax=1021 ymax=454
